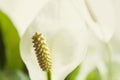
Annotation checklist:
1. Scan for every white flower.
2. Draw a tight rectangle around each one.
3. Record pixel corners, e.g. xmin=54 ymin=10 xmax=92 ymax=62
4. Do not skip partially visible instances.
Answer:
xmin=20 ymin=0 xmax=88 ymax=80
xmin=75 ymin=3 xmax=119 ymax=78
xmin=0 ymin=0 xmax=49 ymax=36
xmin=73 ymin=0 xmax=117 ymax=79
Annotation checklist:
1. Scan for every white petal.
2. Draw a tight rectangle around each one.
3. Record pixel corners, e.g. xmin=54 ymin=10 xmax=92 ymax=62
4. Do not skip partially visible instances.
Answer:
xmin=76 ymin=54 xmax=107 ymax=80
xmin=86 ymin=0 xmax=116 ymax=42
xmin=76 ymin=29 xmax=108 ymax=80
xmin=71 ymin=0 xmax=116 ymax=42
xmin=0 ymin=0 xmax=49 ymax=36
xmin=20 ymin=0 xmax=88 ymax=80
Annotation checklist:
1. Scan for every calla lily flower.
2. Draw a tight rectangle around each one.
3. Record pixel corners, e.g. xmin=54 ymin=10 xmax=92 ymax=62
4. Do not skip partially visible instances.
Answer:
xmin=0 ymin=0 xmax=49 ymax=36
xmin=71 ymin=0 xmax=116 ymax=42
xmin=20 ymin=0 xmax=88 ymax=80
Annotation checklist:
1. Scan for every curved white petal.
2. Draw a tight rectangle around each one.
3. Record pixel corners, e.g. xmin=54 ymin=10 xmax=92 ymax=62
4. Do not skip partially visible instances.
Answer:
xmin=71 ymin=0 xmax=116 ymax=42
xmin=0 ymin=0 xmax=49 ymax=36
xmin=86 ymin=0 xmax=116 ymax=42
xmin=76 ymin=54 xmax=107 ymax=80
xmin=20 ymin=0 xmax=88 ymax=80
xmin=76 ymin=30 xmax=107 ymax=80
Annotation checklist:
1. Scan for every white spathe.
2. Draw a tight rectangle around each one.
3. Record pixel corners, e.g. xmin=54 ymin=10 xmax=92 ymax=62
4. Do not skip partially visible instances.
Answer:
xmin=86 ymin=0 xmax=116 ymax=42
xmin=70 ymin=0 xmax=116 ymax=42
xmin=76 ymin=29 xmax=108 ymax=80
xmin=0 ymin=0 xmax=49 ymax=36
xmin=20 ymin=0 xmax=88 ymax=80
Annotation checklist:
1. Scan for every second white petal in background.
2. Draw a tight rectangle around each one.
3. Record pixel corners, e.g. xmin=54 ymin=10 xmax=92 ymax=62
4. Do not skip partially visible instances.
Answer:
xmin=71 ymin=0 xmax=116 ymax=42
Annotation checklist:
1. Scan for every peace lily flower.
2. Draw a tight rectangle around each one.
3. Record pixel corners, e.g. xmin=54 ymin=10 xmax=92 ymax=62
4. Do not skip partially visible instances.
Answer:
xmin=0 ymin=0 xmax=49 ymax=36
xmin=71 ymin=0 xmax=116 ymax=42
xmin=20 ymin=0 xmax=88 ymax=80
xmin=78 ymin=27 xmax=120 ymax=80
xmin=67 ymin=0 xmax=118 ymax=80
xmin=76 ymin=27 xmax=119 ymax=80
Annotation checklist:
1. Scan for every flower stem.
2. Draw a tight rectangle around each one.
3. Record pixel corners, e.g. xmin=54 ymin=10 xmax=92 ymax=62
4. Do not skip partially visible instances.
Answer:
xmin=47 ymin=70 xmax=52 ymax=80
xmin=105 ymin=43 xmax=112 ymax=80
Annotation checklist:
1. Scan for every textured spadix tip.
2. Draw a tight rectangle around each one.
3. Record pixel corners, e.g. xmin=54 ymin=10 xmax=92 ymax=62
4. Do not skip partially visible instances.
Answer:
xmin=32 ymin=32 xmax=52 ymax=72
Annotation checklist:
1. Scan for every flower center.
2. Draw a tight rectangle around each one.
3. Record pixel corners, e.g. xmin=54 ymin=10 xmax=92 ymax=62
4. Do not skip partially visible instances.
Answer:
xmin=32 ymin=32 xmax=52 ymax=72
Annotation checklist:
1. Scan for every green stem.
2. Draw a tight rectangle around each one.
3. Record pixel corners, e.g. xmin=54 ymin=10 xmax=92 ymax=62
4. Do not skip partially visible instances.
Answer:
xmin=105 ymin=43 xmax=112 ymax=80
xmin=47 ymin=70 xmax=52 ymax=80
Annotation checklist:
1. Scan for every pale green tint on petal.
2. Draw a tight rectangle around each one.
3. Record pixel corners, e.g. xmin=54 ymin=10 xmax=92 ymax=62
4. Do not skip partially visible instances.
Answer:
xmin=110 ymin=34 xmax=120 ymax=55
xmin=0 ymin=0 xmax=49 ymax=36
xmin=112 ymin=54 xmax=120 ymax=80
xmin=76 ymin=53 xmax=107 ymax=80
xmin=71 ymin=0 xmax=116 ymax=42
xmin=20 ymin=0 xmax=88 ymax=80
xmin=76 ymin=29 xmax=107 ymax=80
xmin=110 ymin=29 xmax=120 ymax=80
xmin=107 ymin=30 xmax=120 ymax=80
xmin=108 ymin=33 xmax=120 ymax=79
